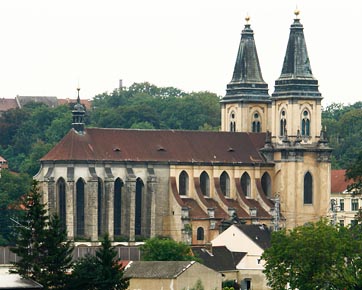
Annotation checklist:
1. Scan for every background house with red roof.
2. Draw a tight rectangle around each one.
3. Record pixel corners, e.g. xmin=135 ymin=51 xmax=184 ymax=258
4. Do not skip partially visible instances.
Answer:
xmin=330 ymin=169 xmax=360 ymax=226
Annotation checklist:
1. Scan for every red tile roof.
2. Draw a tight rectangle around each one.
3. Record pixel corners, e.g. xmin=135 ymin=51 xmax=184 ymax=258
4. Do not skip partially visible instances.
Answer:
xmin=331 ymin=169 xmax=354 ymax=193
xmin=41 ymin=128 xmax=268 ymax=164
xmin=58 ymin=98 xmax=92 ymax=110
xmin=0 ymin=98 xmax=18 ymax=112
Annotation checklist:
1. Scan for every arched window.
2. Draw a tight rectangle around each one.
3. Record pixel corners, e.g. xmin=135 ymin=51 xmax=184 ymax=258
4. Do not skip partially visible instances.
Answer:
xmin=76 ymin=178 xmax=85 ymax=237
xmin=230 ymin=111 xmax=236 ymax=132
xmin=200 ymin=171 xmax=210 ymax=197
xmin=241 ymin=172 xmax=251 ymax=197
xmin=304 ymin=172 xmax=313 ymax=204
xmin=261 ymin=172 xmax=272 ymax=197
xmin=179 ymin=171 xmax=189 ymax=195
xmin=114 ymin=178 xmax=123 ymax=236
xmin=280 ymin=110 xmax=287 ymax=136
xmin=97 ymin=178 xmax=104 ymax=236
xmin=301 ymin=110 xmax=310 ymax=136
xmin=197 ymin=227 xmax=204 ymax=240
xmin=220 ymin=171 xmax=230 ymax=197
xmin=57 ymin=178 xmax=66 ymax=229
xmin=252 ymin=112 xmax=261 ymax=133
xmin=135 ymin=178 xmax=144 ymax=236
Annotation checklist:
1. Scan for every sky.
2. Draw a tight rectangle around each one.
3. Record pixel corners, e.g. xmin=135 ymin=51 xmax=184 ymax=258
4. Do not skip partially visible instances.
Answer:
xmin=0 ymin=0 xmax=361 ymax=106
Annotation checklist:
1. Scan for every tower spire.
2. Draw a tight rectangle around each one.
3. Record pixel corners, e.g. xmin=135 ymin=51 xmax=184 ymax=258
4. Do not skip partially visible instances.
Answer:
xmin=222 ymin=16 xmax=270 ymax=103
xmin=272 ymin=10 xmax=321 ymax=98
xmin=72 ymin=87 xmax=85 ymax=134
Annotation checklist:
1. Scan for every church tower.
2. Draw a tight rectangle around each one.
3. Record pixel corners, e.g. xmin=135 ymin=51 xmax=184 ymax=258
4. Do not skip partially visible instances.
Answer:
xmin=220 ymin=16 xmax=271 ymax=133
xmin=263 ymin=10 xmax=332 ymax=228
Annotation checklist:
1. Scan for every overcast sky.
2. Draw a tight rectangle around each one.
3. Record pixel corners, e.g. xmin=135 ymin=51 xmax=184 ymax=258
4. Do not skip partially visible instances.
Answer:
xmin=0 ymin=0 xmax=361 ymax=105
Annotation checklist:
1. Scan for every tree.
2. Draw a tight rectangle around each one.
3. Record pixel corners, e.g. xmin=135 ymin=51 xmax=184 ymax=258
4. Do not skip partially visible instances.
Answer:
xmin=262 ymin=219 xmax=362 ymax=290
xmin=346 ymin=150 xmax=362 ymax=194
xmin=39 ymin=214 xmax=74 ymax=290
xmin=68 ymin=233 xmax=129 ymax=290
xmin=140 ymin=237 xmax=195 ymax=261
xmin=10 ymin=180 xmax=73 ymax=289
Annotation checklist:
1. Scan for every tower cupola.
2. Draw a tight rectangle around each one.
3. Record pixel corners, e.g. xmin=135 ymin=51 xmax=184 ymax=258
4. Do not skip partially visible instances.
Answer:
xmin=72 ymin=87 xmax=85 ymax=134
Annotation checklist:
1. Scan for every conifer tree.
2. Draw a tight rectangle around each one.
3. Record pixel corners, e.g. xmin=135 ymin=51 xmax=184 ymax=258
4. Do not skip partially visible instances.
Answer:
xmin=11 ymin=180 xmax=48 ymax=281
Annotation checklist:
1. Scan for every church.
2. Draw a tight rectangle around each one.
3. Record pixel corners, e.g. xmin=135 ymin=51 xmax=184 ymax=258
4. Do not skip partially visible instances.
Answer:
xmin=35 ymin=11 xmax=332 ymax=244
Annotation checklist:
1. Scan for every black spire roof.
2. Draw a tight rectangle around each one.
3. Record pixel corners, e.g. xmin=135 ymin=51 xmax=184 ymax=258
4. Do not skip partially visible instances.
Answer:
xmin=221 ymin=18 xmax=270 ymax=103
xmin=272 ymin=13 xmax=321 ymax=99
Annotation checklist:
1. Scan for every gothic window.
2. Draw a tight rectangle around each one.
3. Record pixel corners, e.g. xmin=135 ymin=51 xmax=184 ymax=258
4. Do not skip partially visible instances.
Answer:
xmin=220 ymin=171 xmax=230 ymax=197
xmin=230 ymin=111 xmax=236 ymax=132
xmin=76 ymin=178 xmax=85 ymax=237
xmin=135 ymin=178 xmax=144 ymax=236
xmin=280 ymin=110 xmax=287 ymax=136
xmin=304 ymin=172 xmax=313 ymax=204
xmin=179 ymin=171 xmax=189 ymax=196
xmin=301 ymin=110 xmax=310 ymax=136
xmin=97 ymin=178 xmax=104 ymax=236
xmin=114 ymin=178 xmax=123 ymax=236
xmin=241 ymin=172 xmax=251 ymax=197
xmin=252 ymin=112 xmax=261 ymax=133
xmin=261 ymin=172 xmax=272 ymax=197
xmin=197 ymin=227 xmax=204 ymax=240
xmin=200 ymin=171 xmax=210 ymax=197
xmin=57 ymin=178 xmax=66 ymax=229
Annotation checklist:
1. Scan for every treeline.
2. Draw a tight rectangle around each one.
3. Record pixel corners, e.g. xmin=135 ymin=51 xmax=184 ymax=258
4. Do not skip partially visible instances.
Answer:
xmin=0 ymin=82 xmax=361 ymax=177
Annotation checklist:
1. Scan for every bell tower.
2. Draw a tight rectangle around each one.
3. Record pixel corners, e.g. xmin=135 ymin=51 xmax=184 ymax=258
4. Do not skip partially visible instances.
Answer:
xmin=220 ymin=16 xmax=271 ymax=133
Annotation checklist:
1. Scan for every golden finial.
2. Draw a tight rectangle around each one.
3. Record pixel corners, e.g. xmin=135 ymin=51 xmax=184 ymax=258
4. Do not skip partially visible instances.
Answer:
xmin=245 ymin=14 xmax=250 ymax=24
xmin=294 ymin=7 xmax=300 ymax=18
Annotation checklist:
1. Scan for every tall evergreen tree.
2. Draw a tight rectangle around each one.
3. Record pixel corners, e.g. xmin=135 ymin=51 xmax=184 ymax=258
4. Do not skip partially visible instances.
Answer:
xmin=11 ymin=180 xmax=48 ymax=281
xmin=39 ymin=214 xmax=74 ymax=289
xmin=68 ymin=233 xmax=129 ymax=290
xmin=11 ymin=180 xmax=73 ymax=289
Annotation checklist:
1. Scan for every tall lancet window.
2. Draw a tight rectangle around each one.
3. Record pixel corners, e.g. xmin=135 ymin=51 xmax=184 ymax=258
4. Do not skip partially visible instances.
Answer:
xmin=230 ymin=112 xmax=236 ymax=132
xmin=57 ymin=178 xmax=66 ymax=229
xmin=114 ymin=178 xmax=123 ymax=236
xmin=76 ymin=178 xmax=85 ymax=237
xmin=179 ymin=171 xmax=189 ymax=196
xmin=280 ymin=110 xmax=287 ymax=136
xmin=304 ymin=172 xmax=313 ymax=204
xmin=135 ymin=178 xmax=144 ymax=236
xmin=252 ymin=112 xmax=261 ymax=132
xmin=220 ymin=171 xmax=230 ymax=197
xmin=241 ymin=172 xmax=251 ymax=197
xmin=301 ymin=110 xmax=310 ymax=136
xmin=200 ymin=171 xmax=210 ymax=197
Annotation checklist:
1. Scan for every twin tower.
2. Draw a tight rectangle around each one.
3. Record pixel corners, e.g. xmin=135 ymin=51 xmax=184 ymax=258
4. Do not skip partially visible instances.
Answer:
xmin=220 ymin=11 xmax=323 ymax=146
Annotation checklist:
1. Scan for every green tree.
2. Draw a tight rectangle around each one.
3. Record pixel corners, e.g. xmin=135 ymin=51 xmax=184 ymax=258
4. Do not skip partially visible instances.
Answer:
xmin=0 ymin=169 xmax=31 ymax=245
xmin=39 ymin=214 xmax=74 ymax=290
xmin=10 ymin=180 xmax=73 ymax=289
xmin=346 ymin=150 xmax=362 ymax=194
xmin=11 ymin=180 xmax=49 ymax=280
xmin=68 ymin=233 xmax=129 ymax=290
xmin=140 ymin=237 xmax=195 ymax=261
xmin=262 ymin=219 xmax=362 ymax=290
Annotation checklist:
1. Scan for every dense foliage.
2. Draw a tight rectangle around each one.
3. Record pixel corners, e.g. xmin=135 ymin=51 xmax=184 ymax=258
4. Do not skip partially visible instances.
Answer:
xmin=68 ymin=233 xmax=129 ymax=290
xmin=140 ymin=237 xmax=195 ymax=261
xmin=10 ymin=180 xmax=73 ymax=290
xmin=262 ymin=219 xmax=362 ymax=290
xmin=0 ymin=169 xmax=31 ymax=245
xmin=322 ymin=101 xmax=362 ymax=169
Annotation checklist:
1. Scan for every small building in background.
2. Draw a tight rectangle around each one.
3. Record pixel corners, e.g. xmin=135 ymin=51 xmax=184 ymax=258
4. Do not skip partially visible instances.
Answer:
xmin=330 ymin=169 xmax=359 ymax=227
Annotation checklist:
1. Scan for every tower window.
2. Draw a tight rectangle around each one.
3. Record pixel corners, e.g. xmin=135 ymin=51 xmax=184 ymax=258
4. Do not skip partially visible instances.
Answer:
xmin=280 ymin=110 xmax=287 ymax=136
xmin=230 ymin=111 xmax=236 ymax=132
xmin=304 ymin=172 xmax=313 ymax=204
xmin=252 ymin=112 xmax=261 ymax=132
xmin=301 ymin=110 xmax=310 ymax=136
xmin=197 ymin=227 xmax=204 ymax=240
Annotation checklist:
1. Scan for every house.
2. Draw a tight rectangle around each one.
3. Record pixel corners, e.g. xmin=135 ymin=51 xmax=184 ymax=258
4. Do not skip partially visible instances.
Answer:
xmin=212 ymin=224 xmax=271 ymax=290
xmin=330 ymin=169 xmax=359 ymax=226
xmin=0 ymin=155 xmax=8 ymax=170
xmin=35 ymin=12 xmax=331 ymax=244
xmin=192 ymin=245 xmax=243 ymax=282
xmin=124 ymin=260 xmax=222 ymax=290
